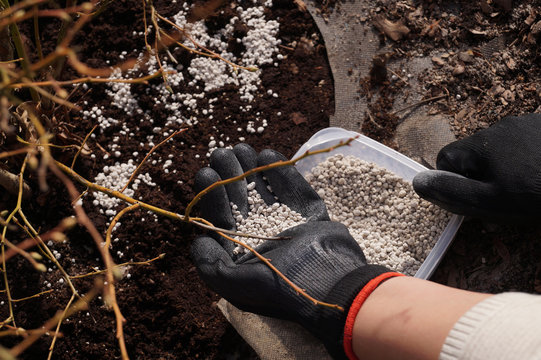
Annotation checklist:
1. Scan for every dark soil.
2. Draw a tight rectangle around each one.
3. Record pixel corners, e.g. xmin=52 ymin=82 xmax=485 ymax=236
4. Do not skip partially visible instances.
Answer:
xmin=356 ymin=0 xmax=541 ymax=294
xmin=2 ymin=0 xmax=541 ymax=358
xmin=0 ymin=0 xmax=333 ymax=358
xmin=360 ymin=0 xmax=540 ymax=142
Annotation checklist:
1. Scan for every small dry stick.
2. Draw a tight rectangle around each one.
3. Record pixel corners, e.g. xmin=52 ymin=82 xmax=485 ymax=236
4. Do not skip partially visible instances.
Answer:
xmin=0 ymin=0 xmax=45 ymax=19
xmin=0 ymin=156 xmax=30 ymax=328
xmin=20 ymin=79 xmax=80 ymax=110
xmin=71 ymin=124 xmax=98 ymax=169
xmin=104 ymin=204 xmax=140 ymax=360
xmin=190 ymin=217 xmax=287 ymax=241
xmin=48 ymin=163 xmax=129 ymax=359
xmin=12 ymin=289 xmax=53 ymax=302
xmin=120 ymin=129 xmax=186 ymax=193
xmin=9 ymin=71 xmax=167 ymax=89
xmin=3 ymin=238 xmax=45 ymax=272
xmin=71 ymin=188 xmax=89 ymax=206
xmin=70 ymin=253 xmax=165 ymax=279
xmin=47 ymin=294 xmax=75 ymax=360
xmin=32 ymin=5 xmax=43 ymax=60
xmin=0 ymin=147 xmax=32 ymax=160
xmin=4 ymin=219 xmax=75 ymax=261
xmin=17 ymin=210 xmax=79 ymax=297
xmin=155 ymin=12 xmax=258 ymax=72
xmin=389 ymin=94 xmax=447 ymax=116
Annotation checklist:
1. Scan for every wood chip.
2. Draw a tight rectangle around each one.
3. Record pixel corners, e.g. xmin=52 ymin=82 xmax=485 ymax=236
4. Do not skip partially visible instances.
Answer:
xmin=290 ymin=112 xmax=307 ymax=125
xmin=502 ymin=89 xmax=515 ymax=102
xmin=452 ymin=64 xmax=465 ymax=76
xmin=373 ymin=15 xmax=410 ymax=41
xmin=431 ymin=56 xmax=445 ymax=66
xmin=293 ymin=0 xmax=307 ymax=12
xmin=488 ymin=84 xmax=505 ymax=96
xmin=458 ymin=50 xmax=475 ymax=63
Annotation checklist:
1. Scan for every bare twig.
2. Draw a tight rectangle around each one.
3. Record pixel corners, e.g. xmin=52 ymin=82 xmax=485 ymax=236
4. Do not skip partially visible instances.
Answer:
xmin=0 ymin=147 xmax=32 ymax=160
xmin=9 ymin=70 xmax=167 ymax=89
xmin=0 ymin=167 xmax=31 ymax=199
xmin=184 ymin=137 xmax=357 ymax=218
xmin=198 ymin=218 xmax=344 ymax=312
xmin=47 ymin=294 xmax=75 ymax=360
xmin=389 ymin=94 xmax=447 ymax=116
xmin=70 ymin=253 xmax=165 ymax=279
xmin=120 ymin=129 xmax=186 ymax=193
xmin=104 ymin=204 xmax=140 ymax=360
xmin=12 ymin=289 xmax=53 ymax=302
xmin=71 ymin=124 xmax=97 ymax=169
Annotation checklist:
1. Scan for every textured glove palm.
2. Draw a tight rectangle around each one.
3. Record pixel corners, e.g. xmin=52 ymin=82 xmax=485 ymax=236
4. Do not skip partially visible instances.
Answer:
xmin=413 ymin=113 xmax=541 ymax=218
xmin=191 ymin=144 xmax=391 ymax=358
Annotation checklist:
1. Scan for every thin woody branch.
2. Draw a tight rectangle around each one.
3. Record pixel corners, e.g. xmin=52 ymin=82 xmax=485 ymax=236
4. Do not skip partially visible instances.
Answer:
xmin=197 ymin=217 xmax=344 ymax=312
xmin=184 ymin=137 xmax=357 ymax=218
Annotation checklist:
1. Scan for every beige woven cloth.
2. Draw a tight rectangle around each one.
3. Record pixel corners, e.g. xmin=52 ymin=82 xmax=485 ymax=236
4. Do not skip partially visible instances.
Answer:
xmin=218 ymin=299 xmax=332 ymax=359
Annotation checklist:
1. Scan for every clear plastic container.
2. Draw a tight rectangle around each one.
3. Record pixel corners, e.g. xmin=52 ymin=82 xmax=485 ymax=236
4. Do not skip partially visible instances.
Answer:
xmin=292 ymin=127 xmax=463 ymax=279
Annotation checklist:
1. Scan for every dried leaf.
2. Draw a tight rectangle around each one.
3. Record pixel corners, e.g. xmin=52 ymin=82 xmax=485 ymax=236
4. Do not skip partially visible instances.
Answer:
xmin=502 ymin=89 xmax=515 ymax=102
xmin=421 ymin=20 xmax=441 ymax=37
xmin=293 ymin=0 xmax=307 ymax=12
xmin=488 ymin=84 xmax=505 ymax=96
xmin=469 ymin=29 xmax=488 ymax=35
xmin=431 ymin=56 xmax=445 ymax=66
xmin=290 ymin=112 xmax=307 ymax=125
xmin=525 ymin=9 xmax=537 ymax=26
xmin=530 ymin=20 xmax=541 ymax=37
xmin=188 ymin=0 xmax=226 ymax=22
xmin=15 ymin=102 xmax=39 ymax=143
xmin=452 ymin=64 xmax=465 ymax=76
xmin=458 ymin=50 xmax=475 ymax=63
xmin=505 ymin=57 xmax=516 ymax=70
xmin=373 ymin=15 xmax=410 ymax=41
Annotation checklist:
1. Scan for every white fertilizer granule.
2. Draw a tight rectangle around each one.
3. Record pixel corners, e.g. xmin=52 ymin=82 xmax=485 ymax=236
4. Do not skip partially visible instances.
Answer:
xmin=231 ymin=154 xmax=450 ymax=276
xmin=305 ymin=154 xmax=450 ymax=275
xmin=232 ymin=184 xmax=306 ymax=254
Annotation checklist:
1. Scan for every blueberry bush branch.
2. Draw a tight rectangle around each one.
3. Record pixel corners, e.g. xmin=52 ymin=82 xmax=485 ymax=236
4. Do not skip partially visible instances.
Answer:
xmin=184 ymin=137 xmax=358 ymax=218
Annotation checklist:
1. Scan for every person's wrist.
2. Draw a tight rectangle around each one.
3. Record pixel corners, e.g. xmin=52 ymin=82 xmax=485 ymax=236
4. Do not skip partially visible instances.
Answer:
xmin=312 ymin=265 xmax=402 ymax=359
xmin=342 ymin=272 xmax=405 ymax=360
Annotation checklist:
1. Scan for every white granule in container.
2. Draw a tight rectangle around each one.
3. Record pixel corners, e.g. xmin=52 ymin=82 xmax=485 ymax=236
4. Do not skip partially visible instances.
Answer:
xmin=232 ymin=154 xmax=450 ymax=276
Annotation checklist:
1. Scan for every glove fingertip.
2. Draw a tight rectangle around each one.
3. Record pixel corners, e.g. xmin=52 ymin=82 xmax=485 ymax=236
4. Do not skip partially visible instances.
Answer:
xmin=233 ymin=143 xmax=257 ymax=161
xmin=412 ymin=170 xmax=437 ymax=198
xmin=191 ymin=236 xmax=235 ymax=273
xmin=258 ymin=148 xmax=287 ymax=165
xmin=194 ymin=167 xmax=221 ymax=193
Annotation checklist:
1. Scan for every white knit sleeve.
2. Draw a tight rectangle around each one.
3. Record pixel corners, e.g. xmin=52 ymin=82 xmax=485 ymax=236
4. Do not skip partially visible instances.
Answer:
xmin=439 ymin=292 xmax=541 ymax=360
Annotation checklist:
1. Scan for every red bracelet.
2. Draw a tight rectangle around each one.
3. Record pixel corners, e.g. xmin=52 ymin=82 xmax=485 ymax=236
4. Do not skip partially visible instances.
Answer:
xmin=343 ymin=272 xmax=405 ymax=360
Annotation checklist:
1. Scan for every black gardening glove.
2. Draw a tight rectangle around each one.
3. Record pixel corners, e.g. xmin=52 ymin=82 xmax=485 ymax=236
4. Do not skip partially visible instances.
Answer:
xmin=191 ymin=144 xmax=397 ymax=358
xmin=192 ymin=143 xmax=329 ymax=254
xmin=413 ymin=113 xmax=541 ymax=218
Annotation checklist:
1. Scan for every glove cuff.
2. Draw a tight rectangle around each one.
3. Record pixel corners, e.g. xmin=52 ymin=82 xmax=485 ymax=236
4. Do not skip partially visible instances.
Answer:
xmin=342 ymin=271 xmax=404 ymax=360
xmin=317 ymin=265 xmax=402 ymax=359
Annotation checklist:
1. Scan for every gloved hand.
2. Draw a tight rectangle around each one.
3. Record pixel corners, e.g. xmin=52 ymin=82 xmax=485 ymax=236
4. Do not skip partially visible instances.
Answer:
xmin=192 ymin=143 xmax=330 ymax=254
xmin=413 ymin=113 xmax=541 ymax=218
xmin=191 ymin=144 xmax=400 ymax=359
